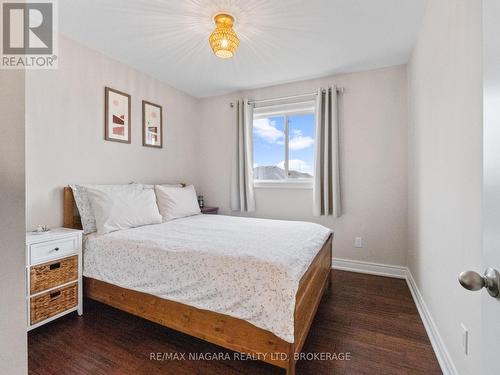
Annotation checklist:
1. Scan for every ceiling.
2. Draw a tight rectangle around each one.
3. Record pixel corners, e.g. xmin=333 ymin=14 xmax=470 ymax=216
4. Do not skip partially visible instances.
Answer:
xmin=59 ymin=0 xmax=427 ymax=98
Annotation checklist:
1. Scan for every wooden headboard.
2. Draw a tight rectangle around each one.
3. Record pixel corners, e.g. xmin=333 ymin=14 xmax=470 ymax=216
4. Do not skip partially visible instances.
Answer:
xmin=63 ymin=183 xmax=187 ymax=230
xmin=63 ymin=187 xmax=82 ymax=230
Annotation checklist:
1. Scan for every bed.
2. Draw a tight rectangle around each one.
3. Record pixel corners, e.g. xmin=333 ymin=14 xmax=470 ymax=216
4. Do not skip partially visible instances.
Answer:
xmin=63 ymin=187 xmax=333 ymax=375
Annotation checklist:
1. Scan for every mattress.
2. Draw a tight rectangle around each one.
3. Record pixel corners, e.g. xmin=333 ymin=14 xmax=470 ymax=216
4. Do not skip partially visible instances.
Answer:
xmin=83 ymin=214 xmax=331 ymax=342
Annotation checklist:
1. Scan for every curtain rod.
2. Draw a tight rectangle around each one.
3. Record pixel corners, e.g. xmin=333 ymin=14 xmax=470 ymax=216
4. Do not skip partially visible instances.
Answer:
xmin=229 ymin=87 xmax=344 ymax=107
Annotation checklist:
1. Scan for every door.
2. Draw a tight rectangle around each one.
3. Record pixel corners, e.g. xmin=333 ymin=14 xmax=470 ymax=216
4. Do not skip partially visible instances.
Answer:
xmin=460 ymin=1 xmax=500 ymax=373
xmin=481 ymin=0 xmax=500 ymax=373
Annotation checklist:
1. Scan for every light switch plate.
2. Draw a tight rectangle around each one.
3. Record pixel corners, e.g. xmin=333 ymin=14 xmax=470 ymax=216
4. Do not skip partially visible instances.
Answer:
xmin=354 ymin=237 xmax=363 ymax=248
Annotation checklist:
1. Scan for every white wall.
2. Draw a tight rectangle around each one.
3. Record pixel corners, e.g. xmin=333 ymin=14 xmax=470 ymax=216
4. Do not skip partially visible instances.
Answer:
xmin=198 ymin=65 xmax=408 ymax=266
xmin=0 ymin=70 xmax=28 ymax=374
xmin=26 ymin=35 xmax=201 ymax=229
xmin=408 ymin=1 xmax=483 ymax=374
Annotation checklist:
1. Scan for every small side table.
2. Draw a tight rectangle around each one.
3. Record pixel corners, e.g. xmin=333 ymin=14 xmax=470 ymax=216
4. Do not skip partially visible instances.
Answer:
xmin=26 ymin=227 xmax=83 ymax=330
xmin=201 ymin=206 xmax=219 ymax=215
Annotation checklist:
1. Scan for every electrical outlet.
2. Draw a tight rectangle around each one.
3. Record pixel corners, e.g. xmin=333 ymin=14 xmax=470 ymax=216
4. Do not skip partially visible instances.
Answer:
xmin=461 ymin=323 xmax=469 ymax=355
xmin=354 ymin=237 xmax=363 ymax=248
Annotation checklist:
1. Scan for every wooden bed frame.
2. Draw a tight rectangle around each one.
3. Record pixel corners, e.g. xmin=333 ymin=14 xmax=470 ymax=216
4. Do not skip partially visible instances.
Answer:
xmin=63 ymin=187 xmax=332 ymax=375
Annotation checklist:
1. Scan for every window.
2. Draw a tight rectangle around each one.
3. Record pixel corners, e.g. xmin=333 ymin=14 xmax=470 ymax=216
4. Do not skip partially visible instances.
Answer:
xmin=253 ymin=102 xmax=315 ymax=187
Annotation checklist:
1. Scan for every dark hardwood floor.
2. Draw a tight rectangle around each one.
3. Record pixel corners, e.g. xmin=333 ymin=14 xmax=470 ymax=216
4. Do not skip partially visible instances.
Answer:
xmin=29 ymin=270 xmax=442 ymax=375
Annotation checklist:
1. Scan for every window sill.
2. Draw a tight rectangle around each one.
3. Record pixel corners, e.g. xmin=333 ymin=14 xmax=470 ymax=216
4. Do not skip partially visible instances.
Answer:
xmin=253 ymin=180 xmax=313 ymax=189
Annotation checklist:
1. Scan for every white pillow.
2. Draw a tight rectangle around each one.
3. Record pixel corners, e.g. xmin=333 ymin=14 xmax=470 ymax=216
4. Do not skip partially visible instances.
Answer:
xmin=70 ymin=183 xmax=144 ymax=234
xmin=86 ymin=187 xmax=162 ymax=235
xmin=155 ymin=184 xmax=201 ymax=221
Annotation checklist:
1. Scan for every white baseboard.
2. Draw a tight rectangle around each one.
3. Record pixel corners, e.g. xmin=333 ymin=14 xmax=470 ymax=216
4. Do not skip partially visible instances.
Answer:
xmin=331 ymin=258 xmax=457 ymax=375
xmin=332 ymin=257 xmax=407 ymax=279
xmin=405 ymin=269 xmax=457 ymax=375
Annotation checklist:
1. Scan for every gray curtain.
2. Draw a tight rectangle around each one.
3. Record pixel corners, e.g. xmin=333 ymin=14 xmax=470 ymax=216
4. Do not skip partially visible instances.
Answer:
xmin=313 ymin=87 xmax=342 ymax=217
xmin=230 ymin=99 xmax=256 ymax=212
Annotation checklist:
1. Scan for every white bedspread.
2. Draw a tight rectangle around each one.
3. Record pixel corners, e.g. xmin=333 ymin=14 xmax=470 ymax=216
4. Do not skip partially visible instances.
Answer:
xmin=83 ymin=214 xmax=331 ymax=342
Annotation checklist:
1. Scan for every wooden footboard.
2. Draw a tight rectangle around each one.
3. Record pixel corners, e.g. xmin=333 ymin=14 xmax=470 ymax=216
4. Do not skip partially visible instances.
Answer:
xmin=64 ymin=187 xmax=332 ymax=374
xmin=294 ymin=235 xmax=332 ymax=354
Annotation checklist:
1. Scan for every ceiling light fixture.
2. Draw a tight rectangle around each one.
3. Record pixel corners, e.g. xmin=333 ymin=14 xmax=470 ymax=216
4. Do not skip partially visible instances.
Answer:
xmin=209 ymin=13 xmax=239 ymax=59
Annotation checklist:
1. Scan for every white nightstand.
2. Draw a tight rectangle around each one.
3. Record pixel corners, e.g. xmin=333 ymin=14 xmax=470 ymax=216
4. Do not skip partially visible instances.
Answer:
xmin=26 ymin=227 xmax=83 ymax=330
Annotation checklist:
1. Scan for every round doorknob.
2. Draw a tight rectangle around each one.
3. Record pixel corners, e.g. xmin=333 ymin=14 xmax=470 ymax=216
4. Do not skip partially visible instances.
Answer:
xmin=459 ymin=268 xmax=500 ymax=298
xmin=459 ymin=271 xmax=486 ymax=291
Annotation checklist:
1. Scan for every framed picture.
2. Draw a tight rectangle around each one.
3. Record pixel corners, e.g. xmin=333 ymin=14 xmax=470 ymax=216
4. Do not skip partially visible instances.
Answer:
xmin=105 ymin=87 xmax=131 ymax=143
xmin=142 ymin=100 xmax=163 ymax=148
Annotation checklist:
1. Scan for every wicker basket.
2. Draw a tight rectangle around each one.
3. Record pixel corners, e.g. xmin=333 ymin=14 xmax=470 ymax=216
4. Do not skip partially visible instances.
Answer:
xmin=30 ymin=282 xmax=78 ymax=325
xmin=30 ymin=255 xmax=78 ymax=294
